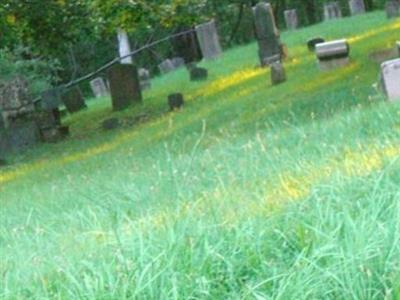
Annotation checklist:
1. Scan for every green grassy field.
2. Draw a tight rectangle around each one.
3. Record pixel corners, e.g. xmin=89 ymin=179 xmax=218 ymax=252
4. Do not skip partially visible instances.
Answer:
xmin=1 ymin=11 xmax=400 ymax=299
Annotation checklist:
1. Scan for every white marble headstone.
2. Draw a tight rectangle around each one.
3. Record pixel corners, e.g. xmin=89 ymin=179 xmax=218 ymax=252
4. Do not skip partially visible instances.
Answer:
xmin=381 ymin=58 xmax=400 ymax=101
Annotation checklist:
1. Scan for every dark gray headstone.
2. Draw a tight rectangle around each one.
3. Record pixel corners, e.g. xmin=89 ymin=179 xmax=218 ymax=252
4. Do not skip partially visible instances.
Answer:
xmin=190 ymin=67 xmax=208 ymax=81
xmin=284 ymin=9 xmax=299 ymax=30
xmin=271 ymin=62 xmax=286 ymax=85
xmin=195 ymin=20 xmax=223 ymax=60
xmin=62 ymin=87 xmax=87 ymax=113
xmin=41 ymin=88 xmax=63 ymax=111
xmin=307 ymin=37 xmax=325 ymax=52
xmin=253 ymin=2 xmax=282 ymax=66
xmin=349 ymin=0 xmax=366 ymax=15
xmin=324 ymin=2 xmax=342 ymax=20
xmin=108 ymin=64 xmax=142 ymax=111
xmin=385 ymin=1 xmax=400 ymax=18
xmin=168 ymin=93 xmax=184 ymax=110
xmin=172 ymin=27 xmax=203 ymax=64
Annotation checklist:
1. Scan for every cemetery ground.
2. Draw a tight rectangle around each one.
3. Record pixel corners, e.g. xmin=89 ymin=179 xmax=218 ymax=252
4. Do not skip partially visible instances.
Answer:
xmin=1 ymin=11 xmax=400 ymax=299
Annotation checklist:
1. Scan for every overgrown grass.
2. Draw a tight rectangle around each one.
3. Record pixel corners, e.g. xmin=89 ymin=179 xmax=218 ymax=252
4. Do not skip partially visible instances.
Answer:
xmin=1 ymin=11 xmax=400 ymax=299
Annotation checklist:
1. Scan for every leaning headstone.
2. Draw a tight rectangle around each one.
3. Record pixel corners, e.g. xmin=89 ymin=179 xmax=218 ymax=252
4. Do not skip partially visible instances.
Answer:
xmin=316 ymin=39 xmax=350 ymax=71
xmin=61 ymin=86 xmax=87 ymax=113
xmin=381 ymin=58 xmax=400 ymax=101
xmin=349 ymin=0 xmax=366 ymax=15
xmin=307 ymin=37 xmax=325 ymax=52
xmin=190 ymin=67 xmax=208 ymax=81
xmin=90 ymin=77 xmax=109 ymax=98
xmin=284 ymin=9 xmax=299 ymax=30
xmin=195 ymin=20 xmax=223 ymax=60
xmin=171 ymin=57 xmax=185 ymax=69
xmin=108 ymin=64 xmax=142 ymax=111
xmin=324 ymin=2 xmax=342 ymax=20
xmin=385 ymin=1 xmax=400 ymax=18
xmin=168 ymin=93 xmax=184 ymax=110
xmin=271 ymin=62 xmax=286 ymax=85
xmin=159 ymin=59 xmax=176 ymax=74
xmin=253 ymin=2 xmax=282 ymax=66
xmin=138 ymin=68 xmax=151 ymax=90
xmin=117 ymin=29 xmax=133 ymax=64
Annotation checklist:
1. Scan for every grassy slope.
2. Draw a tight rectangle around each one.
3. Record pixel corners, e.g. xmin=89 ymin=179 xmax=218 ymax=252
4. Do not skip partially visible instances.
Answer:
xmin=1 ymin=12 xmax=400 ymax=299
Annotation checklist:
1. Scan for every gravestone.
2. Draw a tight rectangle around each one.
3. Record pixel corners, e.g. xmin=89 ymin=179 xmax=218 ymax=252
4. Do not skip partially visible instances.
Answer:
xmin=195 ymin=20 xmax=223 ymax=60
xmin=172 ymin=27 xmax=203 ymax=64
xmin=349 ymin=0 xmax=366 ymax=15
xmin=108 ymin=64 xmax=142 ymax=111
xmin=168 ymin=93 xmax=184 ymax=110
xmin=61 ymin=86 xmax=87 ymax=113
xmin=171 ymin=57 xmax=185 ymax=69
xmin=324 ymin=2 xmax=342 ymax=20
xmin=316 ymin=39 xmax=350 ymax=71
xmin=397 ymin=41 xmax=400 ymax=56
xmin=307 ymin=37 xmax=325 ymax=52
xmin=117 ymin=29 xmax=133 ymax=64
xmin=284 ymin=9 xmax=299 ymax=30
xmin=90 ymin=77 xmax=109 ymax=98
xmin=138 ymin=68 xmax=151 ymax=90
xmin=381 ymin=58 xmax=400 ymax=101
xmin=271 ymin=62 xmax=286 ymax=85
xmin=41 ymin=88 xmax=63 ymax=111
xmin=385 ymin=1 xmax=400 ymax=18
xmin=253 ymin=2 xmax=282 ymax=66
xmin=190 ymin=67 xmax=208 ymax=81
xmin=159 ymin=59 xmax=176 ymax=74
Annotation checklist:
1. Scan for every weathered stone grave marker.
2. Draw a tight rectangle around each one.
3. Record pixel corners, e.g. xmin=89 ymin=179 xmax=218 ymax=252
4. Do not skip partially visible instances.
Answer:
xmin=349 ymin=0 xmax=366 ymax=15
xmin=108 ymin=64 xmax=142 ymax=111
xmin=171 ymin=57 xmax=185 ymax=69
xmin=90 ymin=77 xmax=109 ymax=98
xmin=253 ymin=2 xmax=282 ymax=66
xmin=271 ymin=62 xmax=286 ymax=85
xmin=195 ymin=20 xmax=223 ymax=60
xmin=41 ymin=88 xmax=63 ymax=112
xmin=138 ymin=68 xmax=151 ymax=90
xmin=284 ymin=9 xmax=299 ymax=30
xmin=159 ymin=59 xmax=176 ymax=74
xmin=62 ymin=86 xmax=87 ymax=113
xmin=316 ymin=39 xmax=350 ymax=71
xmin=307 ymin=37 xmax=325 ymax=52
xmin=168 ymin=93 xmax=184 ymax=110
xmin=385 ymin=1 xmax=400 ymax=18
xmin=381 ymin=58 xmax=400 ymax=101
xmin=324 ymin=2 xmax=342 ymax=20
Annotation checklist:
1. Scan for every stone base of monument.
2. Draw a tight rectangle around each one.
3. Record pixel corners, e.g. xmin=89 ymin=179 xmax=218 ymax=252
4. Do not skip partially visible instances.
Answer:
xmin=316 ymin=39 xmax=350 ymax=71
xmin=271 ymin=62 xmax=286 ymax=85
xmin=190 ymin=67 xmax=208 ymax=81
xmin=381 ymin=58 xmax=400 ymax=102
xmin=168 ymin=93 xmax=184 ymax=111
